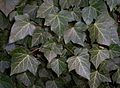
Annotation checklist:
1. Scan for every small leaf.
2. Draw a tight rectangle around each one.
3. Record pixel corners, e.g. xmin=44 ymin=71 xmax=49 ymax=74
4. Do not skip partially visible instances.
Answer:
xmin=89 ymin=71 xmax=111 ymax=88
xmin=9 ymin=14 xmax=36 ymax=43
xmin=0 ymin=61 xmax=10 ymax=73
xmin=64 ymin=21 xmax=87 ymax=46
xmin=82 ymin=6 xmax=97 ymax=25
xmin=45 ymin=10 xmax=74 ymax=36
xmin=50 ymin=59 xmax=66 ymax=76
xmin=10 ymin=47 xmax=40 ymax=75
xmin=89 ymin=45 xmax=110 ymax=69
xmin=67 ymin=48 xmax=90 ymax=80
xmin=37 ymin=0 xmax=58 ymax=18
xmin=0 ymin=0 xmax=20 ymax=16
xmin=46 ymin=80 xmax=58 ymax=88
xmin=112 ymin=68 xmax=120 ymax=84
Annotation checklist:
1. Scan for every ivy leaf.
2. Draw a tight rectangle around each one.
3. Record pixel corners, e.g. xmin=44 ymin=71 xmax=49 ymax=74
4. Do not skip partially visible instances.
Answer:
xmin=89 ymin=45 xmax=110 ymax=69
xmin=10 ymin=47 xmax=40 ymax=75
xmin=31 ymin=27 xmax=52 ymax=47
xmin=37 ymin=0 xmax=58 ymax=18
xmin=112 ymin=68 xmax=120 ymax=84
xmin=109 ymin=44 xmax=120 ymax=59
xmin=40 ymin=40 xmax=63 ymax=63
xmin=67 ymin=48 xmax=90 ymax=80
xmin=0 ymin=61 xmax=10 ymax=73
xmin=46 ymin=80 xmax=58 ymax=88
xmin=0 ymin=73 xmax=14 ymax=88
xmin=88 ymin=13 xmax=119 ymax=45
xmin=0 ymin=0 xmax=20 ymax=16
xmin=89 ymin=71 xmax=111 ymax=88
xmin=50 ymin=59 xmax=66 ymax=77
xmin=105 ymin=0 xmax=120 ymax=11
xmin=64 ymin=21 xmax=87 ymax=46
xmin=89 ymin=0 xmax=107 ymax=14
xmin=82 ymin=6 xmax=97 ymax=25
xmin=45 ymin=10 xmax=74 ymax=36
xmin=9 ymin=14 xmax=36 ymax=43
xmin=59 ymin=0 xmax=81 ymax=9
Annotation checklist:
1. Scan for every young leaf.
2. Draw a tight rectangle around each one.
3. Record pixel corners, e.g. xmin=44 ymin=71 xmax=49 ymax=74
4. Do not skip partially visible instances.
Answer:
xmin=89 ymin=71 xmax=111 ymax=88
xmin=67 ymin=48 xmax=90 ymax=80
xmin=89 ymin=46 xmax=110 ymax=69
xmin=9 ymin=14 xmax=36 ymax=43
xmin=50 ymin=59 xmax=66 ymax=77
xmin=10 ymin=47 xmax=40 ymax=75
xmin=37 ymin=0 xmax=58 ymax=18
xmin=45 ymin=10 xmax=74 ymax=36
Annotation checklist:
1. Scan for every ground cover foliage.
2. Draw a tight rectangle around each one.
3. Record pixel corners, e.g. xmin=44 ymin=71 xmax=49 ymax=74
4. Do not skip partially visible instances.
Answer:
xmin=0 ymin=0 xmax=120 ymax=88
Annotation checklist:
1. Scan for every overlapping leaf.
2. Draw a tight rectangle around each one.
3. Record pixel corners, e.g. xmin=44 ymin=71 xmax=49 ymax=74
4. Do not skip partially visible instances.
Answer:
xmin=0 ymin=61 xmax=10 ymax=73
xmin=89 ymin=71 xmax=111 ymax=88
xmin=37 ymin=0 xmax=58 ymax=18
xmin=9 ymin=14 xmax=36 ymax=43
xmin=45 ymin=10 xmax=74 ymax=36
xmin=67 ymin=48 xmax=90 ymax=80
xmin=88 ymin=13 xmax=119 ymax=45
xmin=89 ymin=45 xmax=110 ymax=69
xmin=64 ymin=21 xmax=87 ymax=46
xmin=10 ymin=47 xmax=40 ymax=75
xmin=112 ymin=68 xmax=120 ymax=84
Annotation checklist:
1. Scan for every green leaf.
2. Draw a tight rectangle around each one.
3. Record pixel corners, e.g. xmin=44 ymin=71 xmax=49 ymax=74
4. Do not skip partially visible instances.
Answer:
xmin=10 ymin=47 xmax=40 ymax=75
xmin=37 ymin=0 xmax=58 ymax=18
xmin=64 ymin=21 xmax=87 ymax=46
xmin=67 ymin=48 xmax=90 ymax=80
xmin=50 ymin=59 xmax=66 ymax=76
xmin=89 ymin=45 xmax=110 ymax=69
xmin=46 ymin=80 xmax=58 ymax=88
xmin=0 ymin=0 xmax=20 ymax=16
xmin=105 ymin=0 xmax=120 ymax=11
xmin=89 ymin=0 xmax=107 ymax=14
xmin=45 ymin=10 xmax=74 ymax=36
xmin=31 ymin=27 xmax=52 ymax=47
xmin=89 ymin=71 xmax=111 ymax=88
xmin=9 ymin=14 xmax=36 ymax=43
xmin=88 ymin=13 xmax=119 ymax=45
xmin=0 ymin=73 xmax=14 ymax=88
xmin=109 ymin=44 xmax=120 ymax=59
xmin=82 ymin=6 xmax=97 ymax=25
xmin=40 ymin=40 xmax=62 ymax=63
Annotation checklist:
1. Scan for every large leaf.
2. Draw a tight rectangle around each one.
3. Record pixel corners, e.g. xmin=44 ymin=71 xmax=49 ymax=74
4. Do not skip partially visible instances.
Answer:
xmin=89 ymin=71 xmax=111 ymax=88
xmin=82 ymin=6 xmax=97 ymax=25
xmin=0 ymin=0 xmax=20 ymax=16
xmin=64 ymin=21 xmax=87 ymax=46
xmin=10 ymin=47 xmax=40 ymax=75
xmin=50 ymin=59 xmax=66 ymax=76
xmin=0 ymin=73 xmax=14 ymax=88
xmin=67 ymin=48 xmax=90 ymax=80
xmin=89 ymin=45 xmax=110 ymax=69
xmin=88 ymin=13 xmax=119 ymax=45
xmin=45 ymin=10 xmax=74 ymax=36
xmin=37 ymin=0 xmax=58 ymax=18
xmin=9 ymin=14 xmax=36 ymax=43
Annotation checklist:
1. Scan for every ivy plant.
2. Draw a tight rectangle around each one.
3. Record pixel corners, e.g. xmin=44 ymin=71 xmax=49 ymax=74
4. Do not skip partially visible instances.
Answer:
xmin=0 ymin=0 xmax=120 ymax=88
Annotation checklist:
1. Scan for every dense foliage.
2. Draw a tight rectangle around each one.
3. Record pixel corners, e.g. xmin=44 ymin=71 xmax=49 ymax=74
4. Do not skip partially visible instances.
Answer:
xmin=0 ymin=0 xmax=120 ymax=88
